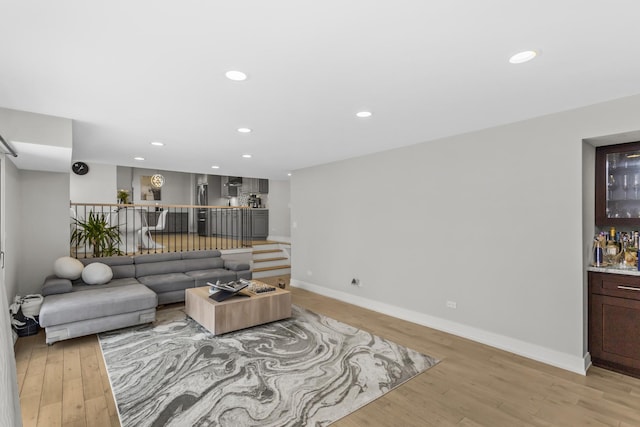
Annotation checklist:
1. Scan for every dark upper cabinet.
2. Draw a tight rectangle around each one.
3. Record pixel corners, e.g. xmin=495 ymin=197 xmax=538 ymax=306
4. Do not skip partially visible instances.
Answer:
xmin=258 ymin=179 xmax=269 ymax=194
xmin=242 ymin=178 xmax=269 ymax=194
xmin=596 ymin=141 xmax=640 ymax=226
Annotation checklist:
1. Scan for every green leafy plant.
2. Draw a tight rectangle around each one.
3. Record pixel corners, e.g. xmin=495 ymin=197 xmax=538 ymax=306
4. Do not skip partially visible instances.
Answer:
xmin=71 ymin=212 xmax=123 ymax=257
xmin=117 ymin=189 xmax=130 ymax=204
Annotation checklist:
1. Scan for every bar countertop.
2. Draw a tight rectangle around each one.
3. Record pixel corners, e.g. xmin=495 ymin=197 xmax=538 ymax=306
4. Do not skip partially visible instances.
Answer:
xmin=587 ymin=265 xmax=640 ymax=276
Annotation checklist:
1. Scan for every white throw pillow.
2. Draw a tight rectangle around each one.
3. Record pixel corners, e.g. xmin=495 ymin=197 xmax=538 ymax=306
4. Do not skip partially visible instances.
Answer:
xmin=81 ymin=262 xmax=113 ymax=285
xmin=53 ymin=256 xmax=84 ymax=280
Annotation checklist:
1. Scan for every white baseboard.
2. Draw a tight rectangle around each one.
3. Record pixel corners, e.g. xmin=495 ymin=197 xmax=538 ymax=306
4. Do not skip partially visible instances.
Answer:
xmin=291 ymin=279 xmax=588 ymax=376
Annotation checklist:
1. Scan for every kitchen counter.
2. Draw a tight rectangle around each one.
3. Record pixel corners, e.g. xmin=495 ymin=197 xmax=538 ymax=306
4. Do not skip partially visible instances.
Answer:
xmin=587 ymin=265 xmax=640 ymax=276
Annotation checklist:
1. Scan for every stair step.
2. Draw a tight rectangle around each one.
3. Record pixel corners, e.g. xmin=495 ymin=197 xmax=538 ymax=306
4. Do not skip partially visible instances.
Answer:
xmin=252 ymin=240 xmax=281 ymax=246
xmin=254 ymin=257 xmax=288 ymax=263
xmin=252 ymin=249 xmax=283 ymax=255
xmin=253 ymin=264 xmax=291 ymax=273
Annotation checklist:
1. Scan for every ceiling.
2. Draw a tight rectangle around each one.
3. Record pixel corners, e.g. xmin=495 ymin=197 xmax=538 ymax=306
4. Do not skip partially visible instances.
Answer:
xmin=2 ymin=1 xmax=640 ymax=180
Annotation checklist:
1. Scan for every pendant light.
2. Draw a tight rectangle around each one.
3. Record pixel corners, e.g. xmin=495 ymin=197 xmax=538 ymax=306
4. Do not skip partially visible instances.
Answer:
xmin=151 ymin=173 xmax=165 ymax=188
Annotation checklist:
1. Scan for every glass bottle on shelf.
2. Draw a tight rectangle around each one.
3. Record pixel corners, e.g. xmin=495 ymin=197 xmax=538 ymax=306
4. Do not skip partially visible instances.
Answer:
xmin=592 ymin=234 xmax=604 ymax=267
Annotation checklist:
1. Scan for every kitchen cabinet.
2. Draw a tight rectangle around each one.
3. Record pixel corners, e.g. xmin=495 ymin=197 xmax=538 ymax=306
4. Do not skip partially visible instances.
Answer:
xmin=210 ymin=209 xmax=268 ymax=239
xmin=258 ymin=179 xmax=269 ymax=194
xmin=211 ymin=209 xmax=241 ymax=237
xmin=251 ymin=209 xmax=269 ymax=239
xmin=596 ymin=141 xmax=640 ymax=226
xmin=243 ymin=178 xmax=258 ymax=193
xmin=241 ymin=178 xmax=269 ymax=194
xmin=589 ymin=271 xmax=640 ymax=378
xmin=146 ymin=211 xmax=188 ymax=233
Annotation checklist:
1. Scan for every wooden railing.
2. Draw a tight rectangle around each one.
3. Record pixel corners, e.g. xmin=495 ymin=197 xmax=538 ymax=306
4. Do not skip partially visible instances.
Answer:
xmin=70 ymin=203 xmax=252 ymax=258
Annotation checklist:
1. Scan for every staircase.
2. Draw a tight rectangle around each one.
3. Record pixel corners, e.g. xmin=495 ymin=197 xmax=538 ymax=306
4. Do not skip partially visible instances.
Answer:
xmin=252 ymin=241 xmax=291 ymax=279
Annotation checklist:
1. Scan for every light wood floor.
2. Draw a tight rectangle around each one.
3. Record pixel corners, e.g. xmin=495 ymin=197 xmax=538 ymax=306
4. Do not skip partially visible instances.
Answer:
xmin=14 ymin=275 xmax=640 ymax=427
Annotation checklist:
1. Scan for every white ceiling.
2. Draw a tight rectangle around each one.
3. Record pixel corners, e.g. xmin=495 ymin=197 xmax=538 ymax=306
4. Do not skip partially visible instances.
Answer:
xmin=2 ymin=1 xmax=640 ymax=180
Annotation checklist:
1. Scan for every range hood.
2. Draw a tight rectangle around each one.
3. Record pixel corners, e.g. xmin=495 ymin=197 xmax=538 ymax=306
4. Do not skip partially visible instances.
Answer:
xmin=228 ymin=176 xmax=242 ymax=186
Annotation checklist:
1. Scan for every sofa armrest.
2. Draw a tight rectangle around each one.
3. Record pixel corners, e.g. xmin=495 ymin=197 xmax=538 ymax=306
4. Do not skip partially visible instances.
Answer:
xmin=224 ymin=260 xmax=250 ymax=271
xmin=42 ymin=275 xmax=73 ymax=296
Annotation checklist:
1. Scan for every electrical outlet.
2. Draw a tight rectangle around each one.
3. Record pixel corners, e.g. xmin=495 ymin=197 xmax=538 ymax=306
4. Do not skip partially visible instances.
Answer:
xmin=446 ymin=300 xmax=457 ymax=309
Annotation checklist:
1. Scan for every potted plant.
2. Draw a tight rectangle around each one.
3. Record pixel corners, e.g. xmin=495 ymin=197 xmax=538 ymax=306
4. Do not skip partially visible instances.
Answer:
xmin=117 ymin=189 xmax=130 ymax=204
xmin=71 ymin=212 xmax=123 ymax=257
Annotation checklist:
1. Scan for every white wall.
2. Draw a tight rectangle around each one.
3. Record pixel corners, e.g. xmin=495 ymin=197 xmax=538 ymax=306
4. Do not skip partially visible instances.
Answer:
xmin=207 ymin=175 xmax=227 ymax=206
xmin=116 ymin=165 xmax=133 ymax=196
xmin=19 ymin=170 xmax=70 ymax=295
xmin=131 ymin=168 xmax=192 ymax=206
xmin=267 ymin=180 xmax=291 ymax=241
xmin=3 ymin=157 xmax=20 ymax=302
xmin=0 ymin=107 xmax=72 ymax=149
xmin=291 ymin=93 xmax=640 ymax=374
xmin=0 ymin=287 xmax=21 ymax=427
xmin=70 ymin=162 xmax=117 ymax=203
xmin=0 ymin=107 xmax=72 ymax=174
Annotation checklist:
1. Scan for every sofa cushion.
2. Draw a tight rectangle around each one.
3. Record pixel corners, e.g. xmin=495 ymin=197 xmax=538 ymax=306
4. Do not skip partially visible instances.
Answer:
xmin=137 ymin=273 xmax=194 ymax=294
xmin=82 ymin=262 xmax=113 ymax=285
xmin=185 ymin=269 xmax=237 ymax=286
xmin=224 ymin=260 xmax=250 ymax=271
xmin=39 ymin=284 xmax=157 ymax=327
xmin=134 ymin=252 xmax=182 ymax=264
xmin=109 ymin=264 xmax=135 ymax=279
xmin=54 ymin=257 xmax=84 ymax=280
xmin=181 ymin=250 xmax=222 ymax=259
xmin=42 ymin=276 xmax=73 ymax=296
xmin=135 ymin=259 xmax=186 ymax=277
xmin=72 ymin=277 xmax=141 ymax=291
xmin=81 ymin=256 xmax=135 ymax=279
xmin=183 ymin=257 xmax=224 ymax=271
xmin=80 ymin=256 xmax=134 ymax=267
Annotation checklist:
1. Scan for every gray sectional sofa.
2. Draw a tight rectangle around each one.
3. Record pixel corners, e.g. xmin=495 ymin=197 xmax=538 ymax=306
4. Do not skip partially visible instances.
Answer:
xmin=39 ymin=250 xmax=251 ymax=344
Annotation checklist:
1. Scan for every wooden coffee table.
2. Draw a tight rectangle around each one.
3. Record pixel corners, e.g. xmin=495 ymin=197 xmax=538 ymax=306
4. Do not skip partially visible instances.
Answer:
xmin=185 ymin=282 xmax=291 ymax=335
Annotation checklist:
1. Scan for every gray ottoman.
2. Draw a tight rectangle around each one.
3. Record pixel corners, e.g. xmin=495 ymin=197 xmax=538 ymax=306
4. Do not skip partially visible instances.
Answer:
xmin=39 ymin=284 xmax=157 ymax=344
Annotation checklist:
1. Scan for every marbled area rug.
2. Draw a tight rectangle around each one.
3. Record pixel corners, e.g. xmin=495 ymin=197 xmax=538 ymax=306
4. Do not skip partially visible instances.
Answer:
xmin=98 ymin=305 xmax=438 ymax=427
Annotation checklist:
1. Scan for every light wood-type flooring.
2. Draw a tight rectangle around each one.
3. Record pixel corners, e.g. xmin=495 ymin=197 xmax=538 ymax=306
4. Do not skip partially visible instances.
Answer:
xmin=14 ymin=275 xmax=640 ymax=427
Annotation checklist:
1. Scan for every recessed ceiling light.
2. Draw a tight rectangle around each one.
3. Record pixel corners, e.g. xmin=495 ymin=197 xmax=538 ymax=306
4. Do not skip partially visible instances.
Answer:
xmin=287 ymin=173 xmax=292 ymax=176
xmin=356 ymin=111 xmax=372 ymax=118
xmin=242 ymin=154 xmax=252 ymax=158
xmin=237 ymin=128 xmax=252 ymax=133
xmin=211 ymin=165 xmax=220 ymax=169
xmin=134 ymin=156 xmax=145 ymax=161
xmin=509 ymin=50 xmax=538 ymax=64
xmin=225 ymin=70 xmax=247 ymax=81
xmin=150 ymin=141 xmax=164 ymax=146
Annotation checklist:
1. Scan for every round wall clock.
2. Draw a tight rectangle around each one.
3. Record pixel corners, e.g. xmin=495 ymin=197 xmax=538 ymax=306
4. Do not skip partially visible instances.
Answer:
xmin=71 ymin=161 xmax=89 ymax=175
